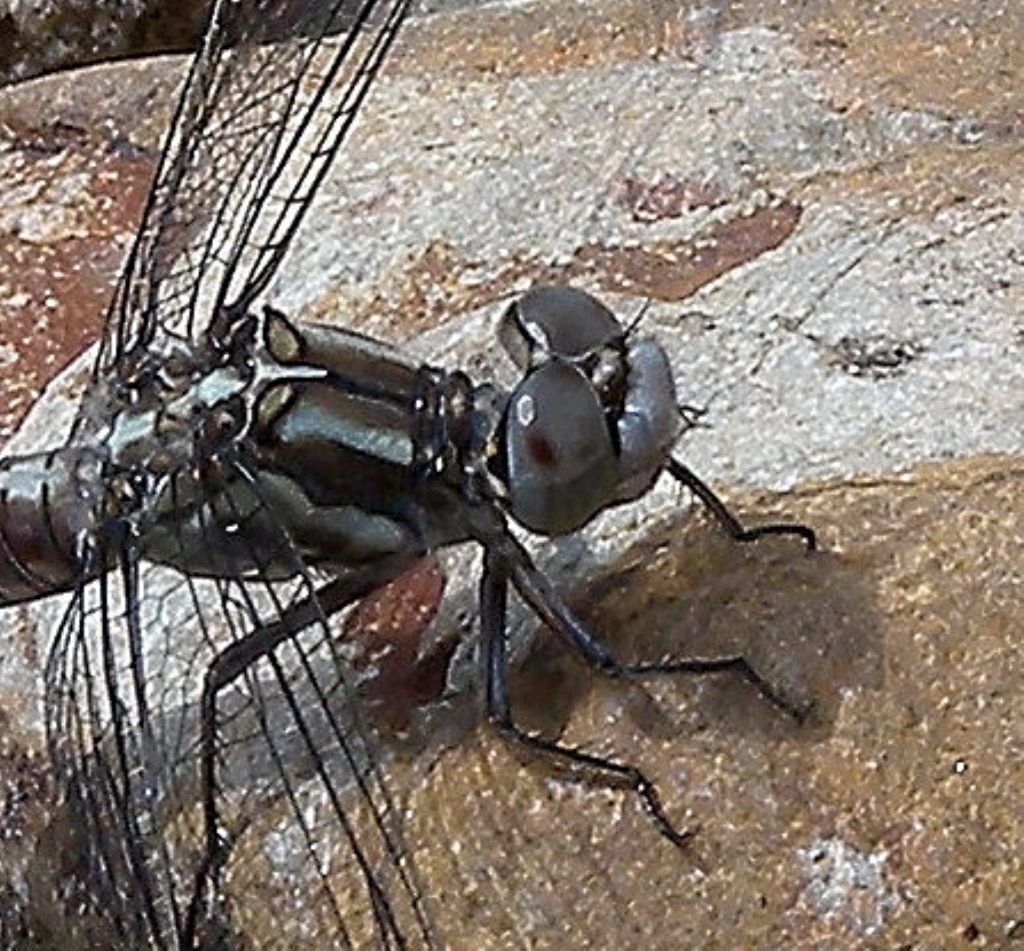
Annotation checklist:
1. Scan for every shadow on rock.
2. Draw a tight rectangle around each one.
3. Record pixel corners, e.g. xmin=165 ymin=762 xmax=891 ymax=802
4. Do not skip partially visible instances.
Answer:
xmin=509 ymin=500 xmax=882 ymax=748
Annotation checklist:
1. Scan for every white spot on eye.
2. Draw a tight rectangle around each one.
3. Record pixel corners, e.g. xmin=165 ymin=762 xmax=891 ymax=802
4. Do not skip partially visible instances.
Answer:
xmin=515 ymin=393 xmax=536 ymax=426
xmin=524 ymin=318 xmax=551 ymax=351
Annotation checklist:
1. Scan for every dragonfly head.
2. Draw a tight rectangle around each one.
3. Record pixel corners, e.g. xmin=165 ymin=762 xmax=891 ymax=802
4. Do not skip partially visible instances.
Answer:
xmin=492 ymin=286 xmax=682 ymax=536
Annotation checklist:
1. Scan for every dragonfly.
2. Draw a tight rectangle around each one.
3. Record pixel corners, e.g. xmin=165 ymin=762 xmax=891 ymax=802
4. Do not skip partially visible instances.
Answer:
xmin=1 ymin=0 xmax=817 ymax=947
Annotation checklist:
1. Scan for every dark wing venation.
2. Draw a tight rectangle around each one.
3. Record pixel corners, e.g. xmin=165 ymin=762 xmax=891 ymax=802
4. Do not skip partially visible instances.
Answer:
xmin=226 ymin=0 xmax=413 ymax=314
xmin=97 ymin=0 xmax=414 ymax=377
xmin=44 ymin=571 xmax=179 ymax=947
xmin=43 ymin=462 xmax=434 ymax=949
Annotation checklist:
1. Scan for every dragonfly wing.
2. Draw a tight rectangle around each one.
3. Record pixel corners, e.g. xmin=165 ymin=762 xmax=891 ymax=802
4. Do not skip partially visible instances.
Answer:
xmin=96 ymin=0 xmax=413 ymax=378
xmin=42 ymin=460 xmax=435 ymax=947
xmin=43 ymin=2 xmax=434 ymax=942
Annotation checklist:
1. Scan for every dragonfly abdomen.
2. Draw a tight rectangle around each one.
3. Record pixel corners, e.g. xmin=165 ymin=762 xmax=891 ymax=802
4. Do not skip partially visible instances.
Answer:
xmin=0 ymin=448 xmax=102 ymax=605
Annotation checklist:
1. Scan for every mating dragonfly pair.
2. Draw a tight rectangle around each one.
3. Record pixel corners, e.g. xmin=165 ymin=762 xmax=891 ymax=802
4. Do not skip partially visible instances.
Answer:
xmin=1 ymin=0 xmax=816 ymax=946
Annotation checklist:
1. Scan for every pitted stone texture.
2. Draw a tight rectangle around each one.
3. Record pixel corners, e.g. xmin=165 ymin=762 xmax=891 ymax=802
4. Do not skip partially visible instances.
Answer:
xmin=0 ymin=0 xmax=1021 ymax=946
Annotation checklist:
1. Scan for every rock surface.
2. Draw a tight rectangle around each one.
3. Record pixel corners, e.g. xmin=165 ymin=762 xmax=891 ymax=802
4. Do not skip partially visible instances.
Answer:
xmin=0 ymin=0 xmax=204 ymax=85
xmin=0 ymin=0 xmax=1021 ymax=947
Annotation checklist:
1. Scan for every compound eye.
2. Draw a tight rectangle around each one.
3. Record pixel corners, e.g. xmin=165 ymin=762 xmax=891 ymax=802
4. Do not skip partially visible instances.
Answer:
xmin=504 ymin=359 xmax=618 ymax=536
xmin=499 ymin=286 xmax=623 ymax=368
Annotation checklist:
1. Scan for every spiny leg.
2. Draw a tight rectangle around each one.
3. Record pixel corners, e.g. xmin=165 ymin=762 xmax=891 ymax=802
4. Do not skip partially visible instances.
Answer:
xmin=667 ymin=458 xmax=817 ymax=550
xmin=480 ymin=546 xmax=695 ymax=848
xmin=490 ymin=531 xmax=808 ymax=722
xmin=515 ymin=538 xmax=808 ymax=721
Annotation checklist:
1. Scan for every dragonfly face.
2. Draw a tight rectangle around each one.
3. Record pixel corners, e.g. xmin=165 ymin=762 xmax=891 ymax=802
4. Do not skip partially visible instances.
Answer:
xmin=495 ymin=286 xmax=681 ymax=536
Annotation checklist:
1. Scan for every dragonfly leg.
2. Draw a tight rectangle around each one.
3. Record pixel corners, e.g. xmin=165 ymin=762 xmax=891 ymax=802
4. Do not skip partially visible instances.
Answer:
xmin=490 ymin=531 xmax=809 ymax=722
xmin=187 ymin=561 xmax=413 ymax=945
xmin=666 ymin=458 xmax=817 ymax=550
xmin=480 ymin=545 xmax=697 ymax=848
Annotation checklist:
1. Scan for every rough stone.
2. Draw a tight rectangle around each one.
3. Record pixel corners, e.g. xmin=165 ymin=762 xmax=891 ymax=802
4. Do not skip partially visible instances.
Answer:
xmin=0 ymin=1 xmax=1021 ymax=947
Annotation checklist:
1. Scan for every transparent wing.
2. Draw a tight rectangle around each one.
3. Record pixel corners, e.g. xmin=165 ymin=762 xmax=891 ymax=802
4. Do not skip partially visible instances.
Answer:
xmin=42 ymin=460 xmax=436 ymax=948
xmin=96 ymin=0 xmax=413 ymax=377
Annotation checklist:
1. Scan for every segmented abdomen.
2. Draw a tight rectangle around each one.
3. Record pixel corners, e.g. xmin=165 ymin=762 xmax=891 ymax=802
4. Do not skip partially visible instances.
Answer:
xmin=0 ymin=448 xmax=102 ymax=606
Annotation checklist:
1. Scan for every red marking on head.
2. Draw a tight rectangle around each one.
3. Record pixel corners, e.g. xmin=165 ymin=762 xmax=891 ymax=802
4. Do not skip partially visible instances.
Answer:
xmin=527 ymin=433 xmax=557 ymax=469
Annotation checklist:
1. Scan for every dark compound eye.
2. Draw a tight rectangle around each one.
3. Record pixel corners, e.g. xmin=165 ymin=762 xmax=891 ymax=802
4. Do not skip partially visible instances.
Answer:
xmin=504 ymin=359 xmax=618 ymax=536
xmin=499 ymin=285 xmax=623 ymax=368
